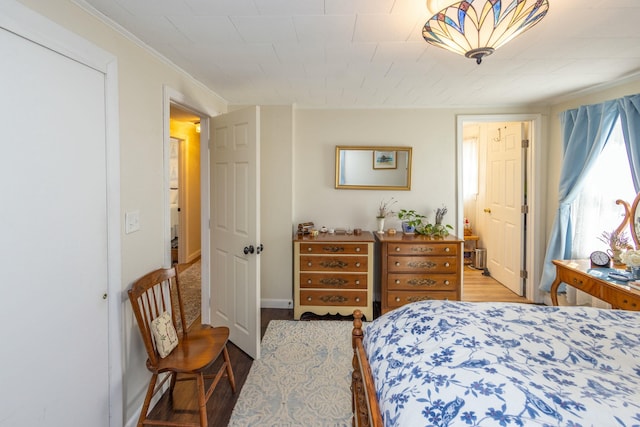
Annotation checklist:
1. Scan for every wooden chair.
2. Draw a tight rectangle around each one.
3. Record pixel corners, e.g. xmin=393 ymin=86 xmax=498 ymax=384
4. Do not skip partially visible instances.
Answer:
xmin=128 ymin=266 xmax=236 ymax=427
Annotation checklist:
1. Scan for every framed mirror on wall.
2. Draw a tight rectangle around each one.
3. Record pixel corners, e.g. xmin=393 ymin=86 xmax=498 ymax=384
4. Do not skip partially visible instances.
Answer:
xmin=335 ymin=146 xmax=412 ymax=190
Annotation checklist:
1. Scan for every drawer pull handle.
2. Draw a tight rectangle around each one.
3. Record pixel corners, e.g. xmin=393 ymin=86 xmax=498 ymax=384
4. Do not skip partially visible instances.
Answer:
xmin=355 ymin=297 xmax=360 ymax=302
xmin=395 ymin=297 xmax=401 ymax=302
xmin=445 ymin=247 xmax=450 ymax=252
xmin=307 ymin=279 xmax=312 ymax=284
xmin=356 ymin=248 xmax=361 ymax=252
xmin=307 ymin=262 xmax=312 ymax=267
xmin=444 ymin=280 xmax=450 ymax=285
xmin=395 ymin=262 xmax=401 ymax=267
xmin=307 ymin=247 xmax=313 ymax=252
xmin=355 ymin=262 xmax=361 ymax=267
xmin=571 ymin=278 xmax=583 ymax=286
xmin=307 ymin=297 xmax=312 ymax=301
xmin=395 ymin=279 xmax=400 ymax=284
xmin=444 ymin=262 xmax=450 ymax=267
xmin=395 ymin=247 xmax=401 ymax=252
xmin=355 ymin=280 xmax=360 ymax=285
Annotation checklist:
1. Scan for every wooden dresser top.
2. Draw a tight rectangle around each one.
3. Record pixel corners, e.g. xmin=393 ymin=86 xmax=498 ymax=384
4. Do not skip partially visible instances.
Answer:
xmin=294 ymin=231 xmax=375 ymax=243
xmin=375 ymin=233 xmax=462 ymax=243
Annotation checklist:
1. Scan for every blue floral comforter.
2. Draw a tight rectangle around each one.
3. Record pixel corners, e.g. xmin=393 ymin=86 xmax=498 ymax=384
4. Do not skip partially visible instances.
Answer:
xmin=363 ymin=300 xmax=640 ymax=427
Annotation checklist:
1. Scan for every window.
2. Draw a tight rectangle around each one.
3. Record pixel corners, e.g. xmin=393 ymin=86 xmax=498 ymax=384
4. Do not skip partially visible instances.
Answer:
xmin=571 ymin=118 xmax=636 ymax=259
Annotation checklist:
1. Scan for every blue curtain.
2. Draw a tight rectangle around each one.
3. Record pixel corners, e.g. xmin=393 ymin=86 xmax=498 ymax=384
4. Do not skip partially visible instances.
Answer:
xmin=539 ymin=100 xmax=619 ymax=292
xmin=617 ymin=94 xmax=640 ymax=191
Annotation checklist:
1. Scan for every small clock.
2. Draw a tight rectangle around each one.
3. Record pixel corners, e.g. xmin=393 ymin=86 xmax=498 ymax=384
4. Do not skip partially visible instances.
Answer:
xmin=590 ymin=250 xmax=611 ymax=268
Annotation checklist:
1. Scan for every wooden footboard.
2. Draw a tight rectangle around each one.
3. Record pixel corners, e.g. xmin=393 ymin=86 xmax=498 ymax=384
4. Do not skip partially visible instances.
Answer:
xmin=352 ymin=310 xmax=383 ymax=427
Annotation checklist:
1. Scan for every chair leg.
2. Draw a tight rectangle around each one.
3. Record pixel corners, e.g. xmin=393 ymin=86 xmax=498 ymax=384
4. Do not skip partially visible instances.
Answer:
xmin=169 ymin=371 xmax=177 ymax=395
xmin=223 ymin=345 xmax=236 ymax=393
xmin=196 ymin=373 xmax=208 ymax=427
xmin=138 ymin=373 xmax=158 ymax=427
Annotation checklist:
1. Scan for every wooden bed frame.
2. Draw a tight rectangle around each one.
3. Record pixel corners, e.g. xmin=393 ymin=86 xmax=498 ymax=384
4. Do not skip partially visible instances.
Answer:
xmin=351 ymin=309 xmax=383 ymax=427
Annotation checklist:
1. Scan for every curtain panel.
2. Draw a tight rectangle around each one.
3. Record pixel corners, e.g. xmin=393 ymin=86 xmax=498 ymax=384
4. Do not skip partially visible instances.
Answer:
xmin=540 ymin=93 xmax=640 ymax=293
xmin=539 ymin=100 xmax=619 ymax=292
xmin=616 ymin=94 xmax=640 ymax=191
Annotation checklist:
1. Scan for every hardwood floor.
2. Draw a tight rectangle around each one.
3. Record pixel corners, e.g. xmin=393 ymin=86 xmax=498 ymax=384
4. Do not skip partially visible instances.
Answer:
xmin=462 ymin=266 xmax=530 ymax=303
xmin=146 ymin=269 xmax=525 ymax=426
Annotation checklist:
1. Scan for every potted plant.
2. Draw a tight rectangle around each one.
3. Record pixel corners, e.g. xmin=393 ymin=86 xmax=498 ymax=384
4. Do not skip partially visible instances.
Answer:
xmin=431 ymin=206 xmax=453 ymax=237
xmin=397 ymin=209 xmax=425 ymax=234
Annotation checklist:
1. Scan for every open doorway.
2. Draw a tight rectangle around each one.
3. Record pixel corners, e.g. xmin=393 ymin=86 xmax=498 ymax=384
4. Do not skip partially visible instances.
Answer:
xmin=169 ymin=104 xmax=202 ymax=264
xmin=168 ymin=104 xmax=203 ymax=327
xmin=458 ymin=114 xmax=544 ymax=302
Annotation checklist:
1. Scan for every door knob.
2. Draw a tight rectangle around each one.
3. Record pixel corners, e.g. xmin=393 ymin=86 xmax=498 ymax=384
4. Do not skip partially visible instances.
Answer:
xmin=243 ymin=245 xmax=255 ymax=254
xmin=484 ymin=208 xmax=492 ymax=213
xmin=257 ymin=244 xmax=264 ymax=254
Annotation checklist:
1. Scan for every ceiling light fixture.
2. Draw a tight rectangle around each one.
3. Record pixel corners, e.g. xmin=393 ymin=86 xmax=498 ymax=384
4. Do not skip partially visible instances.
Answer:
xmin=423 ymin=0 xmax=549 ymax=64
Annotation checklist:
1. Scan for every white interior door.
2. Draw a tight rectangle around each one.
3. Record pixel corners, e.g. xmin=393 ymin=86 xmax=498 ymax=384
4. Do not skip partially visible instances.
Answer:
xmin=0 ymin=25 xmax=110 ymax=426
xmin=210 ymin=106 xmax=261 ymax=359
xmin=485 ymin=122 xmax=524 ymax=295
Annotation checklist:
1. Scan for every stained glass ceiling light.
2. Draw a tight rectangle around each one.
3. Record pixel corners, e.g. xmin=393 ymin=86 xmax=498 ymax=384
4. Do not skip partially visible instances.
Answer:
xmin=423 ymin=0 xmax=549 ymax=64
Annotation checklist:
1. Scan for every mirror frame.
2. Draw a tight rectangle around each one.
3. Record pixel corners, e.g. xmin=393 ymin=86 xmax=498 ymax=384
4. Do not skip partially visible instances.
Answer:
xmin=615 ymin=193 xmax=640 ymax=249
xmin=335 ymin=145 xmax=412 ymax=190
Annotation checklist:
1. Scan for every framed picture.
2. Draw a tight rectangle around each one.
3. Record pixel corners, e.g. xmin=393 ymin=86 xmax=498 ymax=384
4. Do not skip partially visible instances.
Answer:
xmin=373 ymin=150 xmax=397 ymax=169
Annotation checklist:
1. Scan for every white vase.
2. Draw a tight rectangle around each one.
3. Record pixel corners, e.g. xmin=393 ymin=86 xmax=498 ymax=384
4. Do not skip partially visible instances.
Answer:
xmin=376 ymin=217 xmax=385 ymax=233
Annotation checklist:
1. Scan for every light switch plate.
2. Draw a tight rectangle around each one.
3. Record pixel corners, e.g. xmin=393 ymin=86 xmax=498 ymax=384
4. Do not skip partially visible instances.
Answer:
xmin=125 ymin=210 xmax=140 ymax=234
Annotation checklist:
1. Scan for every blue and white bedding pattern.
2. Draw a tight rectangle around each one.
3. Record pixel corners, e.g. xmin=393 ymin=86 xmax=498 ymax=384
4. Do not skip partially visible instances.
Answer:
xmin=363 ymin=300 xmax=640 ymax=427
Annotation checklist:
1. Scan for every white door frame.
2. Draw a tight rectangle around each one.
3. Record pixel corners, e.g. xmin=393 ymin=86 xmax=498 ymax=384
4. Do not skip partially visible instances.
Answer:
xmin=162 ymin=86 xmax=217 ymax=323
xmin=457 ymin=114 xmax=545 ymax=303
xmin=1 ymin=1 xmax=123 ymax=425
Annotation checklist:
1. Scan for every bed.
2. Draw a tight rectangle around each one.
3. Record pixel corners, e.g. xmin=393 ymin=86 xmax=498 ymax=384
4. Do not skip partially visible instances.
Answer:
xmin=351 ymin=300 xmax=640 ymax=427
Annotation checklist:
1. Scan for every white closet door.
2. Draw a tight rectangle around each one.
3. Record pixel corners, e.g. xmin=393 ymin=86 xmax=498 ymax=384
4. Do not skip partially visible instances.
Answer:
xmin=0 ymin=26 xmax=110 ymax=426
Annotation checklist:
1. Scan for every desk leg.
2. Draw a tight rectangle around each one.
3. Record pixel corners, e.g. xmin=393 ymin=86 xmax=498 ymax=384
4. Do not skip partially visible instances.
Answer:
xmin=549 ymin=267 xmax=561 ymax=306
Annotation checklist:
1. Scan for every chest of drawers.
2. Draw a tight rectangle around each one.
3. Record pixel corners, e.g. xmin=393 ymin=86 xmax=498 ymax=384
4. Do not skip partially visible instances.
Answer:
xmin=293 ymin=232 xmax=375 ymax=320
xmin=377 ymin=233 xmax=462 ymax=314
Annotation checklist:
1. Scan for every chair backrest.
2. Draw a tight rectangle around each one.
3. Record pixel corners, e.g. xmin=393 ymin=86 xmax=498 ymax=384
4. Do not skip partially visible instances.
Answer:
xmin=128 ymin=266 xmax=188 ymax=366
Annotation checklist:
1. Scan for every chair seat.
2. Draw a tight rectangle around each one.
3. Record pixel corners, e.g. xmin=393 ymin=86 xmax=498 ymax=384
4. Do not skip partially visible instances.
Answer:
xmin=151 ymin=326 xmax=230 ymax=374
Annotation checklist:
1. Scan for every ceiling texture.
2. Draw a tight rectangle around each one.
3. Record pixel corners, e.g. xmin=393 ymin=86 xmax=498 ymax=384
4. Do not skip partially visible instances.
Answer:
xmin=80 ymin=0 xmax=640 ymax=108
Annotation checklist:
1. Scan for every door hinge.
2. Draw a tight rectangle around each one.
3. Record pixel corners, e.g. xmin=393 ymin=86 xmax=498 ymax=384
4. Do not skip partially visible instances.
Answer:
xmin=520 ymin=270 xmax=528 ymax=279
xmin=522 ymin=139 xmax=529 ymax=148
xmin=521 ymin=204 xmax=529 ymax=214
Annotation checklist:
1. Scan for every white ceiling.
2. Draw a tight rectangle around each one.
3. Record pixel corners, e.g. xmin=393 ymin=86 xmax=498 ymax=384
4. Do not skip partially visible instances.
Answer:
xmin=80 ymin=0 xmax=640 ymax=108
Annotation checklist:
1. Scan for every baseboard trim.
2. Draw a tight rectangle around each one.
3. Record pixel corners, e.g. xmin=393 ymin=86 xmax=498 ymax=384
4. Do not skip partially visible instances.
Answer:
xmin=261 ymin=298 xmax=293 ymax=309
xmin=186 ymin=250 xmax=201 ymax=264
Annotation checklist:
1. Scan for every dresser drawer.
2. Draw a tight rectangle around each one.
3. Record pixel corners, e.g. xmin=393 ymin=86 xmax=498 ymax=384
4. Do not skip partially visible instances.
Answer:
xmin=300 ymin=290 xmax=367 ymax=307
xmin=600 ymin=287 xmax=640 ymax=310
xmin=387 ymin=243 xmax=457 ymax=256
xmin=386 ymin=291 xmax=456 ymax=309
xmin=387 ymin=273 xmax=457 ymax=291
xmin=300 ymin=243 xmax=368 ymax=255
xmin=300 ymin=273 xmax=367 ymax=289
xmin=387 ymin=255 xmax=457 ymax=273
xmin=300 ymin=255 xmax=368 ymax=272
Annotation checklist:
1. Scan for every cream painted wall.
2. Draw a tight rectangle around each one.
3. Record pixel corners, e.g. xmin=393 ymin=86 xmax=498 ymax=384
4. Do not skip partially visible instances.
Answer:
xmin=16 ymin=0 xmax=229 ymax=424
xmin=294 ymin=109 xmax=460 ymax=232
xmin=260 ymin=106 xmax=294 ymax=307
